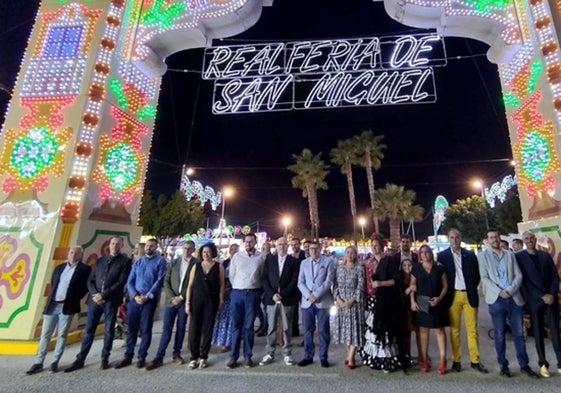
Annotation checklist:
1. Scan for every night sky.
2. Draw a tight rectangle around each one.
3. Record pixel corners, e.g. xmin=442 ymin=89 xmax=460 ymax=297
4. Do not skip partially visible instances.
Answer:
xmin=0 ymin=0 xmax=515 ymax=240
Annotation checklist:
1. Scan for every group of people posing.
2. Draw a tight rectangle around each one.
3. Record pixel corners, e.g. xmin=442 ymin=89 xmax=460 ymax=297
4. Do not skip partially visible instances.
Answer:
xmin=26 ymin=228 xmax=561 ymax=380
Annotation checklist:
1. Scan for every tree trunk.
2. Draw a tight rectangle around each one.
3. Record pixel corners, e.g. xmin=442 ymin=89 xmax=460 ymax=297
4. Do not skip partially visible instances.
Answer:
xmin=389 ymin=218 xmax=400 ymax=251
xmin=306 ymin=182 xmax=320 ymax=240
xmin=364 ymin=152 xmax=379 ymax=233
xmin=344 ymin=162 xmax=357 ymax=239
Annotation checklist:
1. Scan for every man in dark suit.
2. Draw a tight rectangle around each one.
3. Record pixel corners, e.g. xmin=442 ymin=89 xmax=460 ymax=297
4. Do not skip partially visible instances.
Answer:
xmin=65 ymin=236 xmax=131 ymax=372
xmin=146 ymin=240 xmax=199 ymax=370
xmin=516 ymin=231 xmax=561 ymax=378
xmin=438 ymin=228 xmax=487 ymax=373
xmin=289 ymin=237 xmax=306 ymax=337
xmin=26 ymin=246 xmax=91 ymax=375
xmin=259 ymin=237 xmax=300 ymax=366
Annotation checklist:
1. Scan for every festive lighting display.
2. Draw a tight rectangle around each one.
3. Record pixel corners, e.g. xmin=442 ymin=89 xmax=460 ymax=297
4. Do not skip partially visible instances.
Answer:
xmin=433 ymin=195 xmax=449 ymax=234
xmin=179 ymin=174 xmax=222 ymax=210
xmin=141 ymin=0 xmax=186 ymax=29
xmin=485 ymin=175 xmax=517 ymax=207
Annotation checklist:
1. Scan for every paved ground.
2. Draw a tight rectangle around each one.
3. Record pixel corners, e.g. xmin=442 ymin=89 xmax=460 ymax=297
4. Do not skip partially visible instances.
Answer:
xmin=2 ymin=301 xmax=561 ymax=393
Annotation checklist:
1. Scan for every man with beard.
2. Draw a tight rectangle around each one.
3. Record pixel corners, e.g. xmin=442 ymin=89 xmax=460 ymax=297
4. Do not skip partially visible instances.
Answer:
xmin=478 ymin=229 xmax=538 ymax=379
xmin=226 ymin=233 xmax=265 ymax=369
xmin=115 ymin=238 xmax=167 ymax=369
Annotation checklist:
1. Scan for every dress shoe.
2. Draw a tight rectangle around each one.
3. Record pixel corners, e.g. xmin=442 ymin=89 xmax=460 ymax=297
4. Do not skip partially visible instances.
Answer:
xmin=244 ymin=358 xmax=254 ymax=368
xmin=225 ymin=358 xmax=237 ymax=369
xmin=298 ymin=358 xmax=313 ymax=367
xmin=320 ymin=360 xmax=330 ymax=368
xmin=26 ymin=363 xmax=43 ymax=375
xmin=500 ymin=365 xmax=511 ymax=378
xmin=48 ymin=362 xmax=58 ymax=373
xmin=451 ymin=362 xmax=461 ymax=372
xmin=100 ymin=359 xmax=110 ymax=370
xmin=520 ymin=365 xmax=539 ymax=378
xmin=219 ymin=346 xmax=230 ymax=353
xmin=136 ymin=358 xmax=146 ymax=368
xmin=145 ymin=358 xmax=163 ymax=370
xmin=64 ymin=361 xmax=84 ymax=373
xmin=114 ymin=356 xmax=132 ymax=369
xmin=172 ymin=355 xmax=185 ymax=365
xmin=470 ymin=362 xmax=488 ymax=374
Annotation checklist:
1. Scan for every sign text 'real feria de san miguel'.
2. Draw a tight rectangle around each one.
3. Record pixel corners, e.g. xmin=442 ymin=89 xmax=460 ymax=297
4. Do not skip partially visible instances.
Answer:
xmin=202 ymin=33 xmax=446 ymax=114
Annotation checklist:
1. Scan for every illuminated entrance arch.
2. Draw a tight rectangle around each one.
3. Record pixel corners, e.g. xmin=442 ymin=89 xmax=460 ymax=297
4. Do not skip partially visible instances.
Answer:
xmin=0 ymin=0 xmax=560 ymax=351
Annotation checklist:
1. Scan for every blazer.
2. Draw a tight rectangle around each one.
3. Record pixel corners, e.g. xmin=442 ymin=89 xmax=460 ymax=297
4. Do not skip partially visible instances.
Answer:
xmin=438 ymin=247 xmax=480 ymax=308
xmin=262 ymin=253 xmax=300 ymax=306
xmin=516 ymin=250 xmax=560 ymax=303
xmin=44 ymin=261 xmax=91 ymax=315
xmin=478 ymin=248 xmax=524 ymax=306
xmin=391 ymin=251 xmax=419 ymax=266
xmin=87 ymin=253 xmax=132 ymax=305
xmin=163 ymin=256 xmax=200 ymax=306
xmin=298 ymin=255 xmax=335 ymax=309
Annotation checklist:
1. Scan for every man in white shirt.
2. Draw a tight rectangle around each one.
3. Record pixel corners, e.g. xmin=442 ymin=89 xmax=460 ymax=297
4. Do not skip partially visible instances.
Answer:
xmin=226 ymin=233 xmax=265 ymax=369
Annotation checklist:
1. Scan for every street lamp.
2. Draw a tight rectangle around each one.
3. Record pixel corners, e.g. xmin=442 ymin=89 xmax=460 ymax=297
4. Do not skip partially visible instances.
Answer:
xmin=282 ymin=216 xmax=292 ymax=237
xmin=473 ymin=180 xmax=489 ymax=230
xmin=358 ymin=216 xmax=367 ymax=240
xmin=218 ymin=186 xmax=234 ymax=246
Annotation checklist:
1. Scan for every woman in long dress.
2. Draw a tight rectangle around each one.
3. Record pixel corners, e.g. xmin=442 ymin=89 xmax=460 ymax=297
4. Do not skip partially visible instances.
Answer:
xmin=410 ymin=244 xmax=448 ymax=374
xmin=212 ymin=243 xmax=238 ymax=352
xmin=362 ymin=244 xmax=406 ymax=372
xmin=333 ymin=246 xmax=365 ymax=369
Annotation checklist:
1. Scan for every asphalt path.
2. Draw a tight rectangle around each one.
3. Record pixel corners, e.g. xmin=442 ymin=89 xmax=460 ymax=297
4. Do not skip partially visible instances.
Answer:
xmin=2 ymin=299 xmax=561 ymax=393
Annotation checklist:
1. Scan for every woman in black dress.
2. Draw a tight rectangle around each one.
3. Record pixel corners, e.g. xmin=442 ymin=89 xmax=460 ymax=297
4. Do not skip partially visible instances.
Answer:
xmin=410 ymin=244 xmax=448 ymax=374
xmin=185 ymin=242 xmax=225 ymax=369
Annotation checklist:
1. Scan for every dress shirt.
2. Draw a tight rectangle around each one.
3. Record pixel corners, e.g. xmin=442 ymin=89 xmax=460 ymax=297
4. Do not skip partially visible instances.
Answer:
xmin=179 ymin=256 xmax=192 ymax=291
xmin=278 ymin=255 xmax=287 ymax=278
xmin=54 ymin=262 xmax=78 ymax=301
xmin=230 ymin=249 xmax=265 ymax=289
xmin=494 ymin=251 xmax=509 ymax=290
xmin=127 ymin=254 xmax=167 ymax=299
xmin=452 ymin=249 xmax=466 ymax=290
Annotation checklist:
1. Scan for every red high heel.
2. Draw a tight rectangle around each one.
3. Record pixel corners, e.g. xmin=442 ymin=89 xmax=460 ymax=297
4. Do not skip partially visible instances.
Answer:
xmin=420 ymin=362 xmax=430 ymax=372
xmin=438 ymin=362 xmax=447 ymax=375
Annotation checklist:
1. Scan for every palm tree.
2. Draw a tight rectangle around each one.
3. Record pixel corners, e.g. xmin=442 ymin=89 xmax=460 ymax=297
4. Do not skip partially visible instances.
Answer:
xmin=402 ymin=204 xmax=425 ymax=243
xmin=330 ymin=138 xmax=361 ymax=238
xmin=288 ymin=149 xmax=328 ymax=240
xmin=374 ymin=183 xmax=422 ymax=249
xmin=355 ymin=130 xmax=386 ymax=234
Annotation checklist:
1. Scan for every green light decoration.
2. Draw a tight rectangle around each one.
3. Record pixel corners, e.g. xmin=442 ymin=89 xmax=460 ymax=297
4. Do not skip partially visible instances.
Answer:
xmin=521 ymin=131 xmax=550 ymax=183
xmin=57 ymin=0 xmax=93 ymax=3
xmin=138 ymin=105 xmax=157 ymax=121
xmin=10 ymin=127 xmax=59 ymax=179
xmin=503 ymin=93 xmax=520 ymax=108
xmin=104 ymin=143 xmax=138 ymax=192
xmin=527 ymin=61 xmax=543 ymax=94
xmin=141 ymin=0 xmax=186 ymax=29
xmin=109 ymin=78 xmax=128 ymax=110
xmin=464 ymin=0 xmax=512 ymax=13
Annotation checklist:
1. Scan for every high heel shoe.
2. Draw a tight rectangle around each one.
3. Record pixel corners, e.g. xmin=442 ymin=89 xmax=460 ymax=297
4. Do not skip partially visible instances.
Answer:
xmin=344 ymin=360 xmax=349 ymax=365
xmin=420 ymin=361 xmax=430 ymax=372
xmin=438 ymin=362 xmax=447 ymax=375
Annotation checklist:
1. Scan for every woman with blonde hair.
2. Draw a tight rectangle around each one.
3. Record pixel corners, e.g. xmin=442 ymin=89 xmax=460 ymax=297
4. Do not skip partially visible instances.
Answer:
xmin=333 ymin=245 xmax=365 ymax=369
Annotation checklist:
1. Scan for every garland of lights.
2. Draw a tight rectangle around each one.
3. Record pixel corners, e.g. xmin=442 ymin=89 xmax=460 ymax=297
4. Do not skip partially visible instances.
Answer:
xmin=485 ymin=175 xmax=517 ymax=208
xmin=141 ymin=0 xmax=186 ymax=29
xmin=180 ymin=174 xmax=222 ymax=210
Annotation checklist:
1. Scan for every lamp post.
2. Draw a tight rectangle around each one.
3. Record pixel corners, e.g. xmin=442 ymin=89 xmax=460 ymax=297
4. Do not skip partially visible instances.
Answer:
xmin=473 ymin=180 xmax=490 ymax=230
xmin=282 ymin=216 xmax=292 ymax=237
xmin=218 ymin=187 xmax=234 ymax=246
xmin=358 ymin=216 xmax=366 ymax=240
